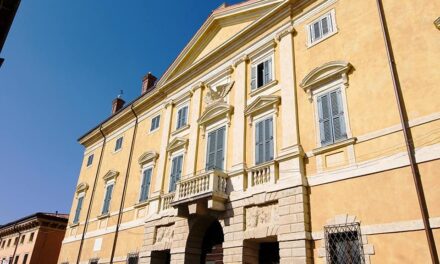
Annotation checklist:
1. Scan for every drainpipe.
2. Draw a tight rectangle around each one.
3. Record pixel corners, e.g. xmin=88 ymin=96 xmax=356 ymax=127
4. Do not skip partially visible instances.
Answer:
xmin=109 ymin=105 xmax=139 ymax=263
xmin=76 ymin=125 xmax=107 ymax=264
xmin=375 ymin=0 xmax=439 ymax=263
xmin=10 ymin=224 xmax=20 ymax=262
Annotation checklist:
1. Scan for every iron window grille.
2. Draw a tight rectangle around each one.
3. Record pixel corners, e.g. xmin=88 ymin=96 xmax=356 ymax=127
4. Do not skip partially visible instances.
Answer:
xmin=324 ymin=223 xmax=365 ymax=264
xmin=127 ymin=253 xmax=139 ymax=264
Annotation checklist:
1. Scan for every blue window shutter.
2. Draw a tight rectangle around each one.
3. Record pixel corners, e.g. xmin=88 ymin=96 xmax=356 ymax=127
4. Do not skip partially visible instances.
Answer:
xmin=313 ymin=21 xmax=321 ymax=41
xmin=318 ymin=94 xmax=333 ymax=145
xmin=251 ymin=65 xmax=257 ymax=90
xmin=264 ymin=117 xmax=274 ymax=161
xmin=255 ymin=121 xmax=264 ymax=164
xmin=140 ymin=169 xmax=152 ymax=201
xmin=206 ymin=131 xmax=216 ymax=170
xmin=330 ymin=89 xmax=347 ymax=141
xmin=177 ymin=109 xmax=182 ymax=129
xmin=102 ymin=184 xmax=113 ymax=214
xmin=322 ymin=16 xmax=329 ymax=35
xmin=264 ymin=58 xmax=272 ymax=85
xmin=183 ymin=106 xmax=188 ymax=126
xmin=215 ymin=127 xmax=225 ymax=170
xmin=176 ymin=155 xmax=183 ymax=183
xmin=169 ymin=158 xmax=177 ymax=192
xmin=73 ymin=196 xmax=84 ymax=223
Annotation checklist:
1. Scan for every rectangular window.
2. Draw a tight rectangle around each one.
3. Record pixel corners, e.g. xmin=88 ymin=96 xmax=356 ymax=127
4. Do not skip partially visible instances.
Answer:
xmin=86 ymin=154 xmax=94 ymax=167
xmin=206 ymin=126 xmax=226 ymax=171
xmin=127 ymin=253 xmax=139 ymax=264
xmin=89 ymin=259 xmax=99 ymax=264
xmin=1 ymin=240 xmax=5 ymax=248
xmin=7 ymin=239 xmax=11 ymax=247
xmin=22 ymin=254 xmax=28 ymax=264
xmin=102 ymin=183 xmax=114 ymax=215
xmin=139 ymin=168 xmax=152 ymax=202
xmin=14 ymin=237 xmax=18 ymax=245
xmin=176 ymin=106 xmax=188 ymax=129
xmin=14 ymin=256 xmax=19 ymax=264
xmin=251 ymin=57 xmax=273 ymax=90
xmin=309 ymin=11 xmax=335 ymax=45
xmin=73 ymin=195 xmax=84 ymax=224
xmin=255 ymin=117 xmax=274 ymax=164
xmin=28 ymin=233 xmax=34 ymax=243
xmin=317 ymin=89 xmax=347 ymax=146
xmin=150 ymin=115 xmax=161 ymax=132
xmin=169 ymin=155 xmax=183 ymax=192
xmin=324 ymin=223 xmax=365 ymax=264
xmin=115 ymin=137 xmax=123 ymax=152
xmin=20 ymin=235 xmax=25 ymax=244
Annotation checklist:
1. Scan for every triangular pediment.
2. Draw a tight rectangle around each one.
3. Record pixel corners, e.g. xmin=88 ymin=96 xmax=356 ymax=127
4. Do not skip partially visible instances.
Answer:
xmin=245 ymin=95 xmax=280 ymax=116
xmin=198 ymin=102 xmax=234 ymax=127
xmin=103 ymin=170 xmax=119 ymax=181
xmin=158 ymin=0 xmax=284 ymax=86
xmin=167 ymin=137 xmax=188 ymax=153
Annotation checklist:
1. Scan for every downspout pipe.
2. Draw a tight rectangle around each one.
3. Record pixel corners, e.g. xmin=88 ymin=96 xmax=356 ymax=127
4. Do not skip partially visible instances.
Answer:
xmin=375 ymin=0 xmax=439 ymax=263
xmin=76 ymin=125 xmax=107 ymax=264
xmin=109 ymin=105 xmax=139 ymax=263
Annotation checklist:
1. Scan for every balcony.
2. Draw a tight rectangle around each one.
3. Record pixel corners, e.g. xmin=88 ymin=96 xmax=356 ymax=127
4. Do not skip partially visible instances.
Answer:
xmin=170 ymin=169 xmax=229 ymax=212
xmin=247 ymin=160 xmax=278 ymax=188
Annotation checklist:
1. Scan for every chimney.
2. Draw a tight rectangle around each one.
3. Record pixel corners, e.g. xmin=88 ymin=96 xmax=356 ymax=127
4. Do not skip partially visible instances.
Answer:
xmin=142 ymin=72 xmax=157 ymax=95
xmin=112 ymin=95 xmax=125 ymax=114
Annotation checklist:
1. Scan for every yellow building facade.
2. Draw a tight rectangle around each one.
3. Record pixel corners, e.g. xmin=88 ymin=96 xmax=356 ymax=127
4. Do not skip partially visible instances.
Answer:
xmin=58 ymin=0 xmax=440 ymax=263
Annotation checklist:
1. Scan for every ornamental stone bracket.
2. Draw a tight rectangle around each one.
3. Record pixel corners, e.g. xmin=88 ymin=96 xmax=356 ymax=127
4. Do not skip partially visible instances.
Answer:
xmin=138 ymin=151 xmax=159 ymax=167
xmin=103 ymin=170 xmax=119 ymax=182
xmin=244 ymin=95 xmax=280 ymax=125
xmin=317 ymin=214 xmax=375 ymax=264
xmin=300 ymin=61 xmax=353 ymax=102
xmin=76 ymin=182 xmax=89 ymax=193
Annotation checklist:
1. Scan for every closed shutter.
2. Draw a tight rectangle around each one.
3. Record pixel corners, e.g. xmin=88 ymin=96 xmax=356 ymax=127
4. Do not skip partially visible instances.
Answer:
xmin=264 ymin=118 xmax=274 ymax=161
xmin=140 ymin=168 xmax=152 ymax=202
xmin=182 ymin=106 xmax=187 ymax=126
xmin=215 ymin=127 xmax=225 ymax=170
xmin=169 ymin=156 xmax=183 ymax=192
xmin=263 ymin=58 xmax=273 ymax=85
xmin=318 ymin=94 xmax=333 ymax=145
xmin=322 ymin=16 xmax=329 ymax=35
xmin=102 ymin=184 xmax=113 ymax=214
xmin=330 ymin=89 xmax=347 ymax=141
xmin=73 ymin=196 xmax=84 ymax=223
xmin=251 ymin=65 xmax=257 ymax=90
xmin=313 ymin=21 xmax=321 ymax=41
xmin=255 ymin=121 xmax=264 ymax=164
xmin=206 ymin=131 xmax=216 ymax=170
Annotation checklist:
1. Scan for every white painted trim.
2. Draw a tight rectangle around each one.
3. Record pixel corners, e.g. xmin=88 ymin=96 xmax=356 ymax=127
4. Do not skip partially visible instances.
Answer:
xmin=312 ymin=217 xmax=440 ymax=240
xmin=308 ymin=143 xmax=440 ymax=186
xmin=292 ymin=0 xmax=338 ymax=26
xmin=174 ymin=103 xmax=190 ymax=131
xmin=149 ymin=114 xmax=161 ymax=133
xmin=84 ymin=141 xmax=103 ymax=156
xmin=252 ymin=111 xmax=277 ymax=166
xmin=306 ymin=9 xmax=338 ymax=48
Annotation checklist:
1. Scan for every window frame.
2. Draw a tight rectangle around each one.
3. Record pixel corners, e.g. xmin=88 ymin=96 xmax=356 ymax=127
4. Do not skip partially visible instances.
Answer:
xmin=307 ymin=9 xmax=338 ymax=47
xmin=114 ymin=137 xmax=124 ymax=153
xmin=250 ymin=52 xmax=275 ymax=91
xmin=252 ymin=112 xmax=277 ymax=165
xmin=175 ymin=103 xmax=189 ymax=130
xmin=150 ymin=114 xmax=161 ymax=132
xmin=204 ymin=122 xmax=228 ymax=171
xmin=138 ymin=166 xmax=153 ymax=203
xmin=73 ymin=192 xmax=85 ymax=224
xmin=312 ymin=80 xmax=352 ymax=148
xmin=101 ymin=180 xmax=115 ymax=215
xmin=86 ymin=154 xmax=94 ymax=167
xmin=168 ymin=152 xmax=184 ymax=193
xmin=28 ymin=233 xmax=34 ymax=243
xmin=324 ymin=223 xmax=366 ymax=264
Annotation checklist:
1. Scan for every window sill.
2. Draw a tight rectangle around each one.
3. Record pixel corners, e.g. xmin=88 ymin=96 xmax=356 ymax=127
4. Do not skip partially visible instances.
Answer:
xmin=97 ymin=213 xmax=110 ymax=220
xmin=307 ymin=30 xmax=338 ymax=49
xmin=171 ymin=124 xmax=190 ymax=136
xmin=312 ymin=137 xmax=357 ymax=156
xmin=69 ymin=222 xmax=79 ymax=228
xmin=134 ymin=200 xmax=149 ymax=208
xmin=249 ymin=80 xmax=278 ymax=97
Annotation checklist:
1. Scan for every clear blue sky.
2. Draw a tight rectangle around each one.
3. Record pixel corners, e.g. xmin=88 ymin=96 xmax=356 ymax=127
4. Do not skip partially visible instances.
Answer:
xmin=0 ymin=0 xmax=243 ymax=224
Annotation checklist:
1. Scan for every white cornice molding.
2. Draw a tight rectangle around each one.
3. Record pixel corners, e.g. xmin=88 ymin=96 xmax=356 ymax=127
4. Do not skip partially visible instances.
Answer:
xmin=248 ymin=39 xmax=277 ymax=61
xmin=300 ymin=60 xmax=353 ymax=101
xmin=198 ymin=102 xmax=234 ymax=131
xmin=275 ymin=24 xmax=295 ymax=41
xmin=204 ymin=66 xmax=234 ymax=87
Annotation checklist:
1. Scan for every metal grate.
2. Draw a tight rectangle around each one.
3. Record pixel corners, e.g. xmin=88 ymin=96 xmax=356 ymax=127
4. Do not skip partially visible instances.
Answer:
xmin=324 ymin=223 xmax=365 ymax=264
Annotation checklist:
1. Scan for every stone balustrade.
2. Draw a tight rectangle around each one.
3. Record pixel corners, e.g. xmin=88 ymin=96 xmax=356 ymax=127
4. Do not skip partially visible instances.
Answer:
xmin=247 ymin=160 xmax=278 ymax=188
xmin=161 ymin=192 xmax=175 ymax=211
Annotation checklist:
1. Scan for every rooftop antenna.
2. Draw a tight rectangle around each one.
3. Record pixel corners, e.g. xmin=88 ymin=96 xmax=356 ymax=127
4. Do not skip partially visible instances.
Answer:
xmin=117 ymin=90 xmax=123 ymax=98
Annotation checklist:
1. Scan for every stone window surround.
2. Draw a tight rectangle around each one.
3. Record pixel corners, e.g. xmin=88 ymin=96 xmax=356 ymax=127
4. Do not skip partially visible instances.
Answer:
xmin=306 ymin=8 xmax=338 ymax=48
xmin=149 ymin=114 xmax=161 ymax=133
xmin=251 ymin=110 xmax=278 ymax=167
xmin=99 ymin=170 xmax=119 ymax=219
xmin=202 ymin=119 xmax=229 ymax=172
xmin=173 ymin=91 xmax=192 ymax=132
xmin=248 ymin=39 xmax=277 ymax=97
xmin=135 ymin=152 xmax=158 ymax=208
xmin=317 ymin=214 xmax=375 ymax=264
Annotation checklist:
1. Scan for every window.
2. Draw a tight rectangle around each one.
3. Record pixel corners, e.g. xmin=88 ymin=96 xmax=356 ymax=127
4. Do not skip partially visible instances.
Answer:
xmin=169 ymin=155 xmax=183 ymax=192
xmin=176 ymin=105 xmax=188 ymax=129
xmin=22 ymin=254 xmax=28 ymax=264
xmin=206 ymin=126 xmax=225 ymax=171
xmin=20 ymin=235 xmax=25 ymax=244
xmin=102 ymin=182 xmax=114 ymax=215
xmin=127 ymin=253 xmax=139 ymax=264
xmin=115 ymin=137 xmax=123 ymax=152
xmin=73 ymin=194 xmax=84 ymax=224
xmin=150 ymin=115 xmax=160 ymax=132
xmin=7 ymin=238 xmax=11 ymax=247
xmin=28 ymin=233 xmax=34 ymax=243
xmin=251 ymin=56 xmax=273 ymax=90
xmin=14 ymin=256 xmax=19 ymax=264
xmin=1 ymin=240 xmax=5 ymax=248
xmin=86 ymin=154 xmax=94 ymax=167
xmin=139 ymin=168 xmax=152 ymax=202
xmin=89 ymin=259 xmax=99 ymax=264
xmin=14 ymin=237 xmax=18 ymax=245
xmin=255 ymin=117 xmax=274 ymax=164
xmin=324 ymin=223 xmax=365 ymax=264
xmin=317 ymin=88 xmax=347 ymax=146
xmin=308 ymin=10 xmax=336 ymax=45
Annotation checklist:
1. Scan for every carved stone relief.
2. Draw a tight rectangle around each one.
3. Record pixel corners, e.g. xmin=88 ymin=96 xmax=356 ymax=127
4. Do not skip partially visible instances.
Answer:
xmin=154 ymin=225 xmax=174 ymax=244
xmin=245 ymin=203 xmax=279 ymax=229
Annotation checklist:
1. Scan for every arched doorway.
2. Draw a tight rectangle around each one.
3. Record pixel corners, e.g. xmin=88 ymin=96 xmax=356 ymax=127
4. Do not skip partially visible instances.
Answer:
xmin=185 ymin=216 xmax=224 ymax=264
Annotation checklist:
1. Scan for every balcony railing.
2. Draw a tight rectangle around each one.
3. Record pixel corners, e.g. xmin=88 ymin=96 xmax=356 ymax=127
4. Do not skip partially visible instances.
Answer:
xmin=171 ymin=169 xmax=228 ymax=211
xmin=247 ymin=160 xmax=278 ymax=188
xmin=161 ymin=192 xmax=175 ymax=211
